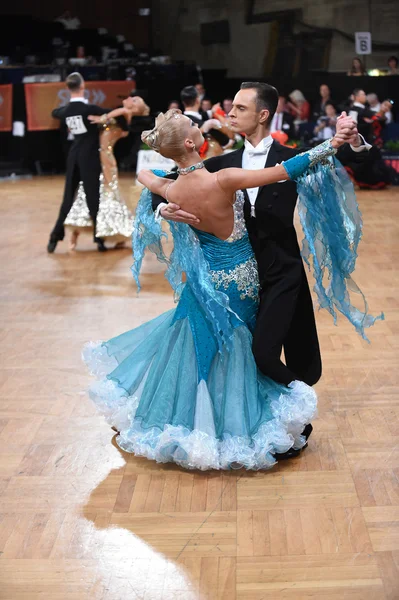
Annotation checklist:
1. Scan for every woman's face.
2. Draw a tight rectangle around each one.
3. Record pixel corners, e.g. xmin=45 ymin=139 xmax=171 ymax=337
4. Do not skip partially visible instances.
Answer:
xmin=353 ymin=59 xmax=361 ymax=70
xmin=325 ymin=105 xmax=336 ymax=118
xmin=124 ymin=96 xmax=146 ymax=114
xmin=183 ymin=116 xmax=204 ymax=150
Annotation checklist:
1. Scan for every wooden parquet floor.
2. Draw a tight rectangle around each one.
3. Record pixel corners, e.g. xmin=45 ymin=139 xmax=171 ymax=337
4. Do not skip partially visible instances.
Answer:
xmin=0 ymin=175 xmax=398 ymax=599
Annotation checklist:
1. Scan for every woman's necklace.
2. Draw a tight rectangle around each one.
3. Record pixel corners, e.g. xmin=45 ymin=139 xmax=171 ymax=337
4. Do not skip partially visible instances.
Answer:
xmin=177 ymin=161 xmax=204 ymax=175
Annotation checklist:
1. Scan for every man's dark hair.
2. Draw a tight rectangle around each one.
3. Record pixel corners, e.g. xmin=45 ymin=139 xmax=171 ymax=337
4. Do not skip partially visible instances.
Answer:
xmin=66 ymin=72 xmax=84 ymax=92
xmin=240 ymin=81 xmax=279 ymax=125
xmin=353 ymin=88 xmax=364 ymax=98
xmin=180 ymin=85 xmax=199 ymax=108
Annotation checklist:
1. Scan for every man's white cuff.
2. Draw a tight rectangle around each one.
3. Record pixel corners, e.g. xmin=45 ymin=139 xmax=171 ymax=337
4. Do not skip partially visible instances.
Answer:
xmin=350 ymin=134 xmax=372 ymax=152
xmin=155 ymin=202 xmax=168 ymax=222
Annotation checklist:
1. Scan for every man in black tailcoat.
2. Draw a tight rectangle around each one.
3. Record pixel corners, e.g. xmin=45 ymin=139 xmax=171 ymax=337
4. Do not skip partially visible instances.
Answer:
xmin=152 ymin=82 xmax=371 ymax=456
xmin=47 ymin=72 xmax=109 ymax=253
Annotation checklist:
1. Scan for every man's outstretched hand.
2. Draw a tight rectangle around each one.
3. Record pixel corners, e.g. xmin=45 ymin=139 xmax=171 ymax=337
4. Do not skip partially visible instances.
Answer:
xmin=160 ymin=203 xmax=200 ymax=225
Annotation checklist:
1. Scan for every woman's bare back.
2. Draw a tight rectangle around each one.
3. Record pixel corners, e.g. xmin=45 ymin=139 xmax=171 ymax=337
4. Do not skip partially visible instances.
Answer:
xmin=166 ymin=170 xmax=236 ymax=240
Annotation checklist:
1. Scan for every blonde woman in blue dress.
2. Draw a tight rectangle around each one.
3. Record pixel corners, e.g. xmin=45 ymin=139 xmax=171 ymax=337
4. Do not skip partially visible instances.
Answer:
xmin=83 ymin=109 xmax=381 ymax=470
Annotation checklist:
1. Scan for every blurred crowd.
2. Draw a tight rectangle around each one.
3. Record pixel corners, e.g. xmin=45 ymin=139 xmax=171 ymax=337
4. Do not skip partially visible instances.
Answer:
xmin=164 ymin=82 xmax=396 ymax=151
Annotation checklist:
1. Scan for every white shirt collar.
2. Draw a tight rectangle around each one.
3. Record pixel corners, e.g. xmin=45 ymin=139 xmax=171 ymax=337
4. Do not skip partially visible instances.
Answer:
xmin=353 ymin=102 xmax=365 ymax=109
xmin=70 ymin=97 xmax=89 ymax=104
xmin=184 ymin=110 xmax=202 ymax=120
xmin=244 ymin=134 xmax=274 ymax=154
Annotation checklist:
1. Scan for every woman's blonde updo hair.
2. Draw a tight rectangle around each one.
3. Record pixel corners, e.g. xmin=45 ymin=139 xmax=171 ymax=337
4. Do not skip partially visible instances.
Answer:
xmin=141 ymin=109 xmax=189 ymax=160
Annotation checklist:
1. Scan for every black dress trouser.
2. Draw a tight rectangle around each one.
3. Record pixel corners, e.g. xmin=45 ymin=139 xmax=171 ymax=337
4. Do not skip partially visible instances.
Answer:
xmin=252 ymin=262 xmax=322 ymax=387
xmin=51 ymin=151 xmax=102 ymax=242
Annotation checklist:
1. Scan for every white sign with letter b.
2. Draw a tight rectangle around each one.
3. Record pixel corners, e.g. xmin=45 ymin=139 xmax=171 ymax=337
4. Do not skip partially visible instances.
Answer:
xmin=355 ymin=32 xmax=372 ymax=55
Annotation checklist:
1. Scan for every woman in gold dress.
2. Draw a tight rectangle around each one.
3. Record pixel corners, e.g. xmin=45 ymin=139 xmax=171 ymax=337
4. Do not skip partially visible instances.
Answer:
xmin=65 ymin=96 xmax=150 ymax=250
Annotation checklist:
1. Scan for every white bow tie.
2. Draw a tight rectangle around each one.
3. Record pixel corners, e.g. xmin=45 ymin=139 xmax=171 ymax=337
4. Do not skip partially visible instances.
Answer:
xmin=245 ymin=142 xmax=273 ymax=157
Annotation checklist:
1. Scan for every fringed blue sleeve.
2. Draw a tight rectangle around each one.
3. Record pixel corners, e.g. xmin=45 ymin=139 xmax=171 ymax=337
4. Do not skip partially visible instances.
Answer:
xmin=131 ymin=171 xmax=237 ymax=351
xmin=131 ymin=170 xmax=170 ymax=292
xmin=295 ymin=157 xmax=384 ymax=341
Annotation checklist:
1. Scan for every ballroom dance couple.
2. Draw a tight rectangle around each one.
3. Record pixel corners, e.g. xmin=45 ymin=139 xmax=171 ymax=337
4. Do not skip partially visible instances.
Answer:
xmin=47 ymin=73 xmax=147 ymax=253
xmin=84 ymin=82 xmax=382 ymax=470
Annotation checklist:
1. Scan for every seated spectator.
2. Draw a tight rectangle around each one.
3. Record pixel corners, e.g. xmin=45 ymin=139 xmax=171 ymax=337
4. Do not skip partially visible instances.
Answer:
xmin=168 ymin=100 xmax=180 ymax=111
xmin=387 ymin=55 xmax=399 ymax=75
xmin=195 ymin=82 xmax=206 ymax=101
xmin=367 ymin=93 xmax=381 ymax=113
xmin=348 ymin=89 xmax=375 ymax=141
xmin=313 ymin=84 xmax=333 ymax=119
xmin=347 ymin=57 xmax=366 ymax=76
xmin=313 ymin=103 xmax=337 ymax=141
xmin=201 ymin=98 xmax=213 ymax=119
xmin=270 ymin=94 xmax=295 ymax=139
xmin=287 ymin=90 xmax=310 ymax=128
xmin=370 ymin=100 xmax=393 ymax=148
xmin=380 ymin=99 xmax=394 ymax=123
xmin=222 ymin=98 xmax=233 ymax=115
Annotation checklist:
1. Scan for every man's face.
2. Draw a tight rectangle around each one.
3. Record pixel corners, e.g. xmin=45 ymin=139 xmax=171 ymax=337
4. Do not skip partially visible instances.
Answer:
xmin=229 ymin=89 xmax=268 ymax=135
xmin=195 ymin=84 xmax=205 ymax=98
xmin=201 ymin=99 xmax=212 ymax=111
xmin=320 ymin=84 xmax=330 ymax=98
xmin=356 ymin=90 xmax=366 ymax=105
xmin=223 ymin=99 xmax=233 ymax=113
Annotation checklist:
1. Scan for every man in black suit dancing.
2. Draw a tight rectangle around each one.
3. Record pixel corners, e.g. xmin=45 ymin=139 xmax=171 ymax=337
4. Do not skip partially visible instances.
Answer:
xmin=152 ymin=82 xmax=371 ymax=455
xmin=47 ymin=72 xmax=108 ymax=253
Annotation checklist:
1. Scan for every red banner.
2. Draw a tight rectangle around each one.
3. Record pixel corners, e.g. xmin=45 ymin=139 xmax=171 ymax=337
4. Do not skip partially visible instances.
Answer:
xmin=0 ymin=84 xmax=13 ymax=132
xmin=25 ymin=80 xmax=136 ymax=131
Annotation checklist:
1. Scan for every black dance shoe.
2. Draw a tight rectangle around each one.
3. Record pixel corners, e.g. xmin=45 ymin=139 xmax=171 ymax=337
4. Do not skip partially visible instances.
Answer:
xmin=273 ymin=423 xmax=313 ymax=461
xmin=47 ymin=239 xmax=58 ymax=253
xmin=96 ymin=240 xmax=108 ymax=252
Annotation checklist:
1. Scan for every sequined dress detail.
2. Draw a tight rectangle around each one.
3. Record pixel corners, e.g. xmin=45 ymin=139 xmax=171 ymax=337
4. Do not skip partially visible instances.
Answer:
xmin=65 ymin=122 xmax=134 ymax=241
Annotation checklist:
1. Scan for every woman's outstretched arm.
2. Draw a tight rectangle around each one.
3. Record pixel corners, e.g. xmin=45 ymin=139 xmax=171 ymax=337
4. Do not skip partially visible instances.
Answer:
xmin=217 ymin=137 xmax=343 ymax=195
xmin=88 ymin=107 xmax=128 ymax=123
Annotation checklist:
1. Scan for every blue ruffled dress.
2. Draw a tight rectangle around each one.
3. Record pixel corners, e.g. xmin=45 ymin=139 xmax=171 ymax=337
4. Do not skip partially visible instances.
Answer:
xmin=83 ymin=145 xmax=382 ymax=470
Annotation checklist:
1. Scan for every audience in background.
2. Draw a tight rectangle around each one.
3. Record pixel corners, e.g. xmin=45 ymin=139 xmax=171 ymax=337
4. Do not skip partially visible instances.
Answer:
xmin=367 ymin=93 xmax=381 ymax=113
xmin=369 ymin=100 xmax=393 ymax=148
xmin=387 ymin=56 xmax=399 ymax=76
xmin=313 ymin=84 xmax=334 ymax=119
xmin=287 ymin=89 xmax=310 ymax=128
xmin=270 ymin=95 xmax=295 ymax=139
xmin=313 ymin=103 xmax=337 ymax=142
xmin=195 ymin=82 xmax=206 ymax=101
xmin=348 ymin=88 xmax=375 ymax=141
xmin=201 ymin=98 xmax=213 ymax=119
xmin=167 ymin=100 xmax=180 ymax=111
xmin=380 ymin=99 xmax=394 ymax=123
xmin=347 ymin=57 xmax=366 ymax=76
xmin=222 ymin=98 xmax=233 ymax=115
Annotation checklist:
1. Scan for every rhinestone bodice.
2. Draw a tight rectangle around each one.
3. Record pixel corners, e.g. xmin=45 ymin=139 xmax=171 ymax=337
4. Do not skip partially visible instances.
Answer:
xmin=191 ymin=190 xmax=260 ymax=309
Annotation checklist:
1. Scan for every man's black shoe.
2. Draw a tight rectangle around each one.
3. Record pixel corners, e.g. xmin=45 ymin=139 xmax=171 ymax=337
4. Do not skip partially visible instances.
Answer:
xmin=97 ymin=240 xmax=108 ymax=252
xmin=273 ymin=424 xmax=313 ymax=461
xmin=47 ymin=239 xmax=58 ymax=253
xmin=302 ymin=423 xmax=313 ymax=441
